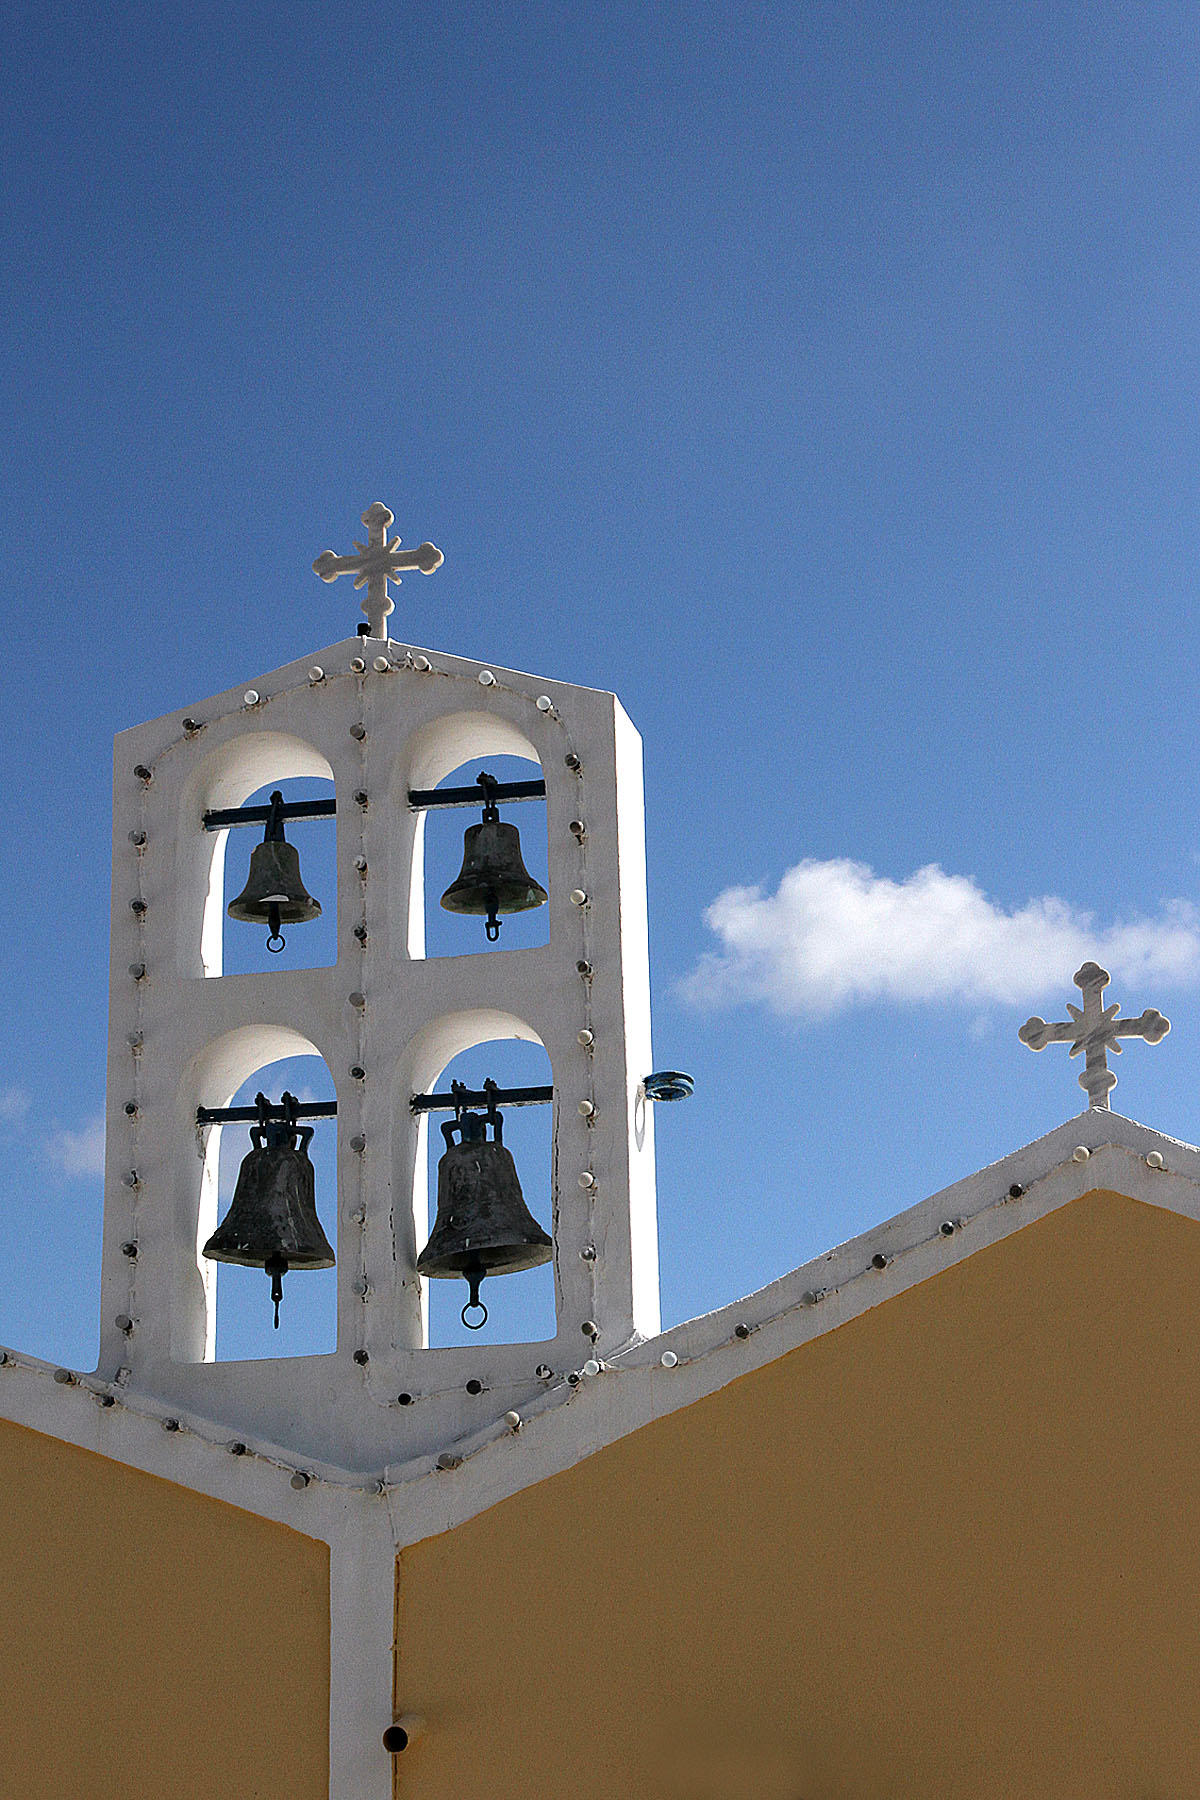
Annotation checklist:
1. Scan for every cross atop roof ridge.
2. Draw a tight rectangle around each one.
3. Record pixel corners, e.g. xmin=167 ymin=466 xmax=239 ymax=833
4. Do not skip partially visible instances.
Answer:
xmin=1018 ymin=961 xmax=1170 ymax=1109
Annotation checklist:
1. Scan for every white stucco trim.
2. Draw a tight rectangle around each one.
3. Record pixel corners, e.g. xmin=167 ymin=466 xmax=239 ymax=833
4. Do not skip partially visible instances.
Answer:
xmin=4 ymin=1108 xmax=1196 ymax=1530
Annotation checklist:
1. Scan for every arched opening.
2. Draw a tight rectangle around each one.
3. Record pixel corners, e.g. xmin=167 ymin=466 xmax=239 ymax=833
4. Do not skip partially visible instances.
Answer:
xmin=219 ymin=775 xmax=337 ymax=976
xmin=190 ymin=1029 xmax=338 ymax=1363
xmin=416 ymin=1034 xmax=556 ymax=1348
xmin=420 ymin=754 xmax=549 ymax=958
xmin=396 ymin=710 xmax=549 ymax=961
xmin=177 ymin=730 xmax=335 ymax=979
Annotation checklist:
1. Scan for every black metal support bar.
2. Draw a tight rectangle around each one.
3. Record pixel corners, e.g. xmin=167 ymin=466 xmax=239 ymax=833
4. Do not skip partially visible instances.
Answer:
xmin=410 ymin=1084 xmax=554 ymax=1114
xmin=407 ymin=779 xmax=546 ymax=811
xmin=198 ymin=1086 xmax=556 ymax=1122
xmin=197 ymin=1100 xmax=338 ymax=1125
xmin=202 ymin=798 xmax=338 ymax=832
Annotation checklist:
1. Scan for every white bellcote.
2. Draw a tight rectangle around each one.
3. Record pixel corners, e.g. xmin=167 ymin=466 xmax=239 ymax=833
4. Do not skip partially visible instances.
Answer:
xmin=97 ymin=504 xmax=663 ymax=1473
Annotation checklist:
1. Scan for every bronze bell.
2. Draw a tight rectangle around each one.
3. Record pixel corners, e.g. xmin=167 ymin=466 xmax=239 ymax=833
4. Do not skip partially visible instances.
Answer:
xmin=202 ymin=1092 xmax=334 ymax=1327
xmin=227 ymin=790 xmax=322 ymax=953
xmin=440 ymin=772 xmax=547 ymax=941
xmin=416 ymin=1082 xmax=552 ymax=1328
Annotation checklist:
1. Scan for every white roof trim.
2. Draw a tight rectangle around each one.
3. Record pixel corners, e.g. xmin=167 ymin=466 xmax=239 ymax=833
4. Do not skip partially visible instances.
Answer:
xmin=1 ymin=1108 xmax=1195 ymax=1550
xmin=4 ymin=1107 xmax=1195 ymax=1800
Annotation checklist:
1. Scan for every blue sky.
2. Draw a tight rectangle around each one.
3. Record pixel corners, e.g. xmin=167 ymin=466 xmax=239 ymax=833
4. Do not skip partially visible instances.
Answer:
xmin=3 ymin=0 xmax=1200 ymax=1366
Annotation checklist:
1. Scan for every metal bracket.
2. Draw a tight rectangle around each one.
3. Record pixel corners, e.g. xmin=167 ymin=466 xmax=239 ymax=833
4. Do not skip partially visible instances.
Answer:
xmin=410 ymin=1084 xmax=553 ymax=1114
xmin=203 ymin=780 xmax=545 ymax=828
xmin=197 ymin=1100 xmax=337 ymax=1125
xmin=203 ymin=798 xmax=337 ymax=832
xmin=407 ymin=779 xmax=546 ymax=811
xmin=642 ymin=1071 xmax=694 ymax=1102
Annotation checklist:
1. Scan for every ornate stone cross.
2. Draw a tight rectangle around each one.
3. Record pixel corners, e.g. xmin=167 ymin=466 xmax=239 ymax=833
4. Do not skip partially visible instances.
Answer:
xmin=1018 ymin=961 xmax=1169 ymax=1109
xmin=312 ymin=502 xmax=444 ymax=639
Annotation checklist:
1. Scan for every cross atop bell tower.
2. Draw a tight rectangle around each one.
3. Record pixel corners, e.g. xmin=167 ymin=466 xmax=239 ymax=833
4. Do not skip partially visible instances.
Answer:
xmin=312 ymin=501 xmax=444 ymax=639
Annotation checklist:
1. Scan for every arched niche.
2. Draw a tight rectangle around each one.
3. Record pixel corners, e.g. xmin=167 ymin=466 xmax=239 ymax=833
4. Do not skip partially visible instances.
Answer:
xmin=178 ymin=1021 xmax=337 ymax=1362
xmin=392 ymin=1008 xmax=556 ymax=1348
xmin=395 ymin=711 xmax=546 ymax=961
xmin=404 ymin=711 xmax=541 ymax=793
xmin=176 ymin=731 xmax=335 ymax=979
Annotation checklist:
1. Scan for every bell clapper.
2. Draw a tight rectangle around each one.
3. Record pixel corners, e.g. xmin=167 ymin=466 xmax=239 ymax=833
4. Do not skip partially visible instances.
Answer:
xmin=479 ymin=776 xmax=503 ymax=942
xmin=265 ymin=1251 xmax=289 ymax=1328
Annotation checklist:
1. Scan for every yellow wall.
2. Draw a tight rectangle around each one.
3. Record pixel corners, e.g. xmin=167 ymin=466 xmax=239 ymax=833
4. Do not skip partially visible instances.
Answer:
xmin=0 ymin=1419 xmax=328 ymax=1799
xmin=396 ymin=1189 xmax=1200 ymax=1800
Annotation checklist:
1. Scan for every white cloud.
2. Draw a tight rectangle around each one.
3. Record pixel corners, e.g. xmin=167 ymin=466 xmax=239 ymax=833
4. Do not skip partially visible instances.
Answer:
xmin=0 ymin=1087 xmax=30 ymax=1124
xmin=45 ymin=1116 xmax=106 ymax=1179
xmin=682 ymin=858 xmax=1200 ymax=1019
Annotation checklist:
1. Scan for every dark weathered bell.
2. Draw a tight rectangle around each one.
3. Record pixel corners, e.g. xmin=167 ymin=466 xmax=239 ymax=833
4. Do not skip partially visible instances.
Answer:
xmin=227 ymin=790 xmax=322 ymax=953
xmin=440 ymin=772 xmax=547 ymax=941
xmin=417 ymin=1083 xmax=552 ymax=1328
xmin=203 ymin=1092 xmax=334 ymax=1326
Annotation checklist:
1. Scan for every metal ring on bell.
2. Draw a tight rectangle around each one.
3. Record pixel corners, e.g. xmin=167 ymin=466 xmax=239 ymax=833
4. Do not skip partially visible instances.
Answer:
xmin=266 ymin=902 xmax=286 ymax=954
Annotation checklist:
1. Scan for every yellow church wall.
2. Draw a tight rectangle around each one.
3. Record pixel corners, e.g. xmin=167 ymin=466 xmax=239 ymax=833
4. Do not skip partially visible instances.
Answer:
xmin=0 ymin=1418 xmax=329 ymax=1799
xmin=395 ymin=1188 xmax=1200 ymax=1800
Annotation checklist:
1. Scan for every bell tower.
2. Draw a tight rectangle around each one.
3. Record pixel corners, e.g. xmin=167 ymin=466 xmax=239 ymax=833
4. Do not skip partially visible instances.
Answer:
xmin=97 ymin=501 xmax=665 ymax=1475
